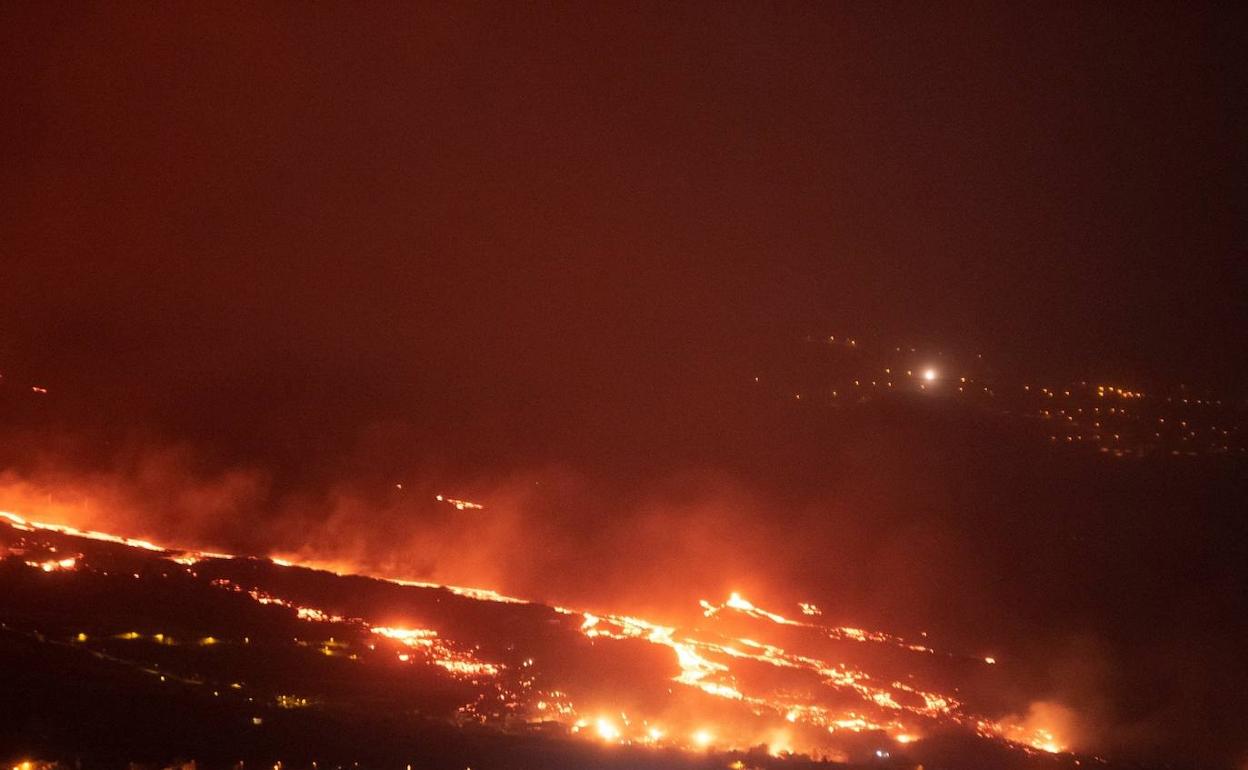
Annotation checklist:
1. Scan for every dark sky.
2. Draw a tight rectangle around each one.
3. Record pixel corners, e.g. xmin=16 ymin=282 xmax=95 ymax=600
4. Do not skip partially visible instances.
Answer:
xmin=1 ymin=2 xmax=1245 ymax=446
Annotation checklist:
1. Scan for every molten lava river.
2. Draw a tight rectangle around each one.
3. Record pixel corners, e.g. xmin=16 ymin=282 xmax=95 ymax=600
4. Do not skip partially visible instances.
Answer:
xmin=0 ymin=510 xmax=1092 ymax=769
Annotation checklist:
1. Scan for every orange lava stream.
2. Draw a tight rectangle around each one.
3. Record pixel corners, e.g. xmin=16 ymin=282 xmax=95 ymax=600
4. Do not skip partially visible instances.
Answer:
xmin=1 ymin=509 xmax=1070 ymax=757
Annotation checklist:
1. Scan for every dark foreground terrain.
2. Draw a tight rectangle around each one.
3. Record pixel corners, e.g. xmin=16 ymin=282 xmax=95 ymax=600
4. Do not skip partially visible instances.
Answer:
xmin=3 ymin=513 xmax=1102 ymax=770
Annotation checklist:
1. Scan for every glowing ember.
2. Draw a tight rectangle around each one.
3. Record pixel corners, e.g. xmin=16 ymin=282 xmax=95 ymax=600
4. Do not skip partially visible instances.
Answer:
xmin=25 ymin=556 xmax=78 ymax=572
xmin=370 ymin=625 xmax=500 ymax=678
xmin=434 ymin=494 xmax=484 ymax=511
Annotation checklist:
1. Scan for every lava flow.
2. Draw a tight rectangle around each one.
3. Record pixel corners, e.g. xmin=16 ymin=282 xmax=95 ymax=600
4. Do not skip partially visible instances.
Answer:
xmin=1 ymin=509 xmax=1079 ymax=766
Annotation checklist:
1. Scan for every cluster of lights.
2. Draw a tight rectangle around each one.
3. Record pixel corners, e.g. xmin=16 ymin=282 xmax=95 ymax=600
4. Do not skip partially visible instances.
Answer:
xmin=774 ymin=336 xmax=1246 ymax=458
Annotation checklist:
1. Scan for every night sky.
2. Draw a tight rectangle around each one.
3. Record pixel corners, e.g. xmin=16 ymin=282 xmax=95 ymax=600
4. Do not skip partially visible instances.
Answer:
xmin=3 ymin=4 xmax=1245 ymax=417
xmin=1 ymin=4 xmax=1247 ymax=767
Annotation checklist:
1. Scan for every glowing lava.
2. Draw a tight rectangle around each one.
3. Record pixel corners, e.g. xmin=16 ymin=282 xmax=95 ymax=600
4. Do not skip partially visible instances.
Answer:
xmin=1 ymin=509 xmax=1076 ymax=760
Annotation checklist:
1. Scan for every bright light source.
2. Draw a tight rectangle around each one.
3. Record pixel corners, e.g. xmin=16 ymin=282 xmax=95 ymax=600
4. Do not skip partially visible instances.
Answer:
xmin=692 ymin=729 xmax=713 ymax=747
xmin=923 ymin=368 xmax=937 ymax=381
xmin=595 ymin=717 xmax=620 ymax=742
